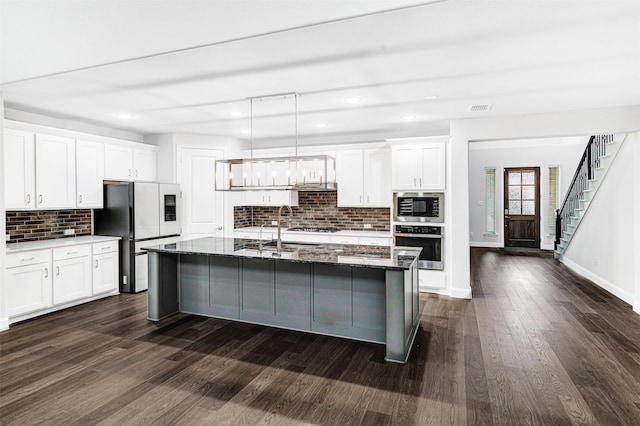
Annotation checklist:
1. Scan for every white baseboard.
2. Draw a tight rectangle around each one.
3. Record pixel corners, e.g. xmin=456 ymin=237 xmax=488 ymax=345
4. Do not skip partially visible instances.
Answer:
xmin=634 ymin=300 xmax=640 ymax=315
xmin=0 ymin=317 xmax=9 ymax=332
xmin=470 ymin=241 xmax=502 ymax=248
xmin=450 ymin=287 xmax=473 ymax=299
xmin=562 ymin=256 xmax=634 ymax=305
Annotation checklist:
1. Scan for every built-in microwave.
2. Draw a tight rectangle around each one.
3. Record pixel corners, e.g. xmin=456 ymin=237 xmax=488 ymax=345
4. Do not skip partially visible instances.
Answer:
xmin=394 ymin=192 xmax=444 ymax=223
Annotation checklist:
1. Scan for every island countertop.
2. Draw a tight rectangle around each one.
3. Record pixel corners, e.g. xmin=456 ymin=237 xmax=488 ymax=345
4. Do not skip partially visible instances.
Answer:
xmin=141 ymin=237 xmax=420 ymax=271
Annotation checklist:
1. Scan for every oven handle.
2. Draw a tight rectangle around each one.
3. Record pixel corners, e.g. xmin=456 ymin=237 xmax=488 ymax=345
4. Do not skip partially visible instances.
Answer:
xmin=394 ymin=233 xmax=443 ymax=238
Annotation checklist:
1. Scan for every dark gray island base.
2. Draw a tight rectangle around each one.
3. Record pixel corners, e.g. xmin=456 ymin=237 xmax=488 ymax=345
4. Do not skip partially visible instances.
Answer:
xmin=143 ymin=237 xmax=421 ymax=363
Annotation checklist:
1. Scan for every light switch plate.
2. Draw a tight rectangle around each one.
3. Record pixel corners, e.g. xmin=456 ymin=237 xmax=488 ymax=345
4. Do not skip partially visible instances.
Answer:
xmin=271 ymin=221 xmax=277 ymax=226
xmin=363 ymin=224 xmax=372 ymax=229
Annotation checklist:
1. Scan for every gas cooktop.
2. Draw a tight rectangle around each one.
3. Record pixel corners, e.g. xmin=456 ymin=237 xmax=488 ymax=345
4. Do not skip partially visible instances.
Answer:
xmin=287 ymin=227 xmax=339 ymax=233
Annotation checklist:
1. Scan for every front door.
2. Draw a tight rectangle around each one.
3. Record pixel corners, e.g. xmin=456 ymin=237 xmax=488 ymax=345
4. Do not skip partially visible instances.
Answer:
xmin=179 ymin=147 xmax=224 ymax=239
xmin=504 ymin=167 xmax=540 ymax=248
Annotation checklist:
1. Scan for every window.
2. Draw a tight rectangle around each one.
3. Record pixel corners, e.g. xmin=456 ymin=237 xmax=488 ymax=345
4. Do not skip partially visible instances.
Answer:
xmin=507 ymin=169 xmax=537 ymax=215
xmin=484 ymin=168 xmax=496 ymax=234
xmin=548 ymin=166 xmax=560 ymax=235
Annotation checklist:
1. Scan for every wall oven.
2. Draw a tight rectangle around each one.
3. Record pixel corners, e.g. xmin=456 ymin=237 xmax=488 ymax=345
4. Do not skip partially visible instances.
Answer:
xmin=394 ymin=224 xmax=443 ymax=270
xmin=394 ymin=192 xmax=443 ymax=223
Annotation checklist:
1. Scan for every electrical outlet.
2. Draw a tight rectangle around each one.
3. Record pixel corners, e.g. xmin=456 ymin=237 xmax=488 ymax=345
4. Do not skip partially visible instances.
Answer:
xmin=5 ymin=234 xmax=10 ymax=241
xmin=64 ymin=229 xmax=75 ymax=236
xmin=363 ymin=224 xmax=373 ymax=229
xmin=271 ymin=220 xmax=278 ymax=226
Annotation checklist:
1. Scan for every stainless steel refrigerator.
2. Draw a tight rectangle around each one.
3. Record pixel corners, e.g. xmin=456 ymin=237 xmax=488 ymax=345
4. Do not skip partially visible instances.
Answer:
xmin=94 ymin=182 xmax=181 ymax=293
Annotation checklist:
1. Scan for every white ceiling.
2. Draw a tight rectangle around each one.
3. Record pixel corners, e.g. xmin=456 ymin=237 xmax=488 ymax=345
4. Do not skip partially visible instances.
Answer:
xmin=1 ymin=0 xmax=639 ymax=147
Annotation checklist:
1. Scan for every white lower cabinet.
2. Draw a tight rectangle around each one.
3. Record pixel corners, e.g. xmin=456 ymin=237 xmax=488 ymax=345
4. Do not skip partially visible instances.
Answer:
xmin=92 ymin=241 xmax=119 ymax=295
xmin=6 ymin=250 xmax=53 ymax=317
xmin=5 ymin=239 xmax=120 ymax=324
xmin=53 ymin=245 xmax=92 ymax=305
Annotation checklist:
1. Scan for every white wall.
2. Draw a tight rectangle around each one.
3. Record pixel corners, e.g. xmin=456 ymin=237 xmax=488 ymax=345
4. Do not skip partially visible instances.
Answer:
xmin=469 ymin=137 xmax=586 ymax=249
xmin=1 ymin=93 xmax=8 ymax=331
xmin=563 ymin=132 xmax=639 ymax=308
xmin=451 ymin=105 xmax=640 ymax=301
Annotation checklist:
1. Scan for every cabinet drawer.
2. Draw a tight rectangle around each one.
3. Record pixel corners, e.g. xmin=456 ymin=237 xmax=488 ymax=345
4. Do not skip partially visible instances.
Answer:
xmin=330 ymin=235 xmax=360 ymax=245
xmin=359 ymin=237 xmax=391 ymax=246
xmin=93 ymin=240 xmax=118 ymax=254
xmin=6 ymin=250 xmax=51 ymax=268
xmin=53 ymin=244 xmax=91 ymax=260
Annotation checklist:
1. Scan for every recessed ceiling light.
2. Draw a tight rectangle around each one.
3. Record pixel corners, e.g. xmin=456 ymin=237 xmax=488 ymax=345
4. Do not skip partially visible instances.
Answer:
xmin=240 ymin=129 xmax=250 ymax=134
xmin=229 ymin=111 xmax=243 ymax=117
xmin=115 ymin=113 xmax=134 ymax=119
xmin=424 ymin=95 xmax=438 ymax=100
xmin=403 ymin=115 xmax=416 ymax=121
xmin=316 ymin=123 xmax=327 ymax=128
xmin=345 ymin=97 xmax=361 ymax=104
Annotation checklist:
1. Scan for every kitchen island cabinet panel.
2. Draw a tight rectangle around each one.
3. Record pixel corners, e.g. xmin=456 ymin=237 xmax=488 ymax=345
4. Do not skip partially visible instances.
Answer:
xmin=352 ymin=268 xmax=386 ymax=332
xmin=274 ymin=262 xmax=311 ymax=329
xmin=240 ymin=258 xmax=275 ymax=321
xmin=311 ymin=265 xmax=351 ymax=327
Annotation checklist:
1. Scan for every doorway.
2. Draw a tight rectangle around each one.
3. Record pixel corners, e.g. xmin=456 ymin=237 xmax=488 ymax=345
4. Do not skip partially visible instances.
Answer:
xmin=504 ymin=167 xmax=540 ymax=248
xmin=179 ymin=147 xmax=224 ymax=239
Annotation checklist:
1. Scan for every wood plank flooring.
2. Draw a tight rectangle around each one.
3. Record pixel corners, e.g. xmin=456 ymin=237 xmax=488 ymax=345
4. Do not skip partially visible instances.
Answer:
xmin=2 ymin=248 xmax=640 ymax=425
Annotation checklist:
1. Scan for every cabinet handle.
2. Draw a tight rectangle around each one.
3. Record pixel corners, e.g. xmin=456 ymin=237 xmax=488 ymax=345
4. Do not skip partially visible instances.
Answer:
xmin=39 ymin=195 xmax=43 ymax=203
xmin=359 ymin=196 xmax=362 ymax=203
xmin=56 ymin=266 xmax=60 ymax=275
xmin=78 ymin=194 xmax=83 ymax=204
xmin=419 ymin=178 xmax=422 ymax=187
xmin=95 ymin=260 xmax=99 ymax=268
xmin=128 ymin=169 xmax=131 ymax=177
xmin=101 ymin=246 xmax=110 ymax=251
xmin=367 ymin=195 xmax=370 ymax=203
xmin=25 ymin=194 xmax=31 ymax=203
xmin=414 ymin=178 xmax=417 ymax=187
xmin=136 ymin=169 xmax=139 ymax=177
xmin=21 ymin=257 xmax=36 ymax=262
xmin=67 ymin=251 xmax=77 ymax=255
xmin=44 ymin=268 xmax=48 ymax=278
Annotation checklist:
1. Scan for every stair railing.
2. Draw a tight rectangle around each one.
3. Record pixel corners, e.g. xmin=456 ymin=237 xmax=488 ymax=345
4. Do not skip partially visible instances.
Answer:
xmin=555 ymin=134 xmax=614 ymax=249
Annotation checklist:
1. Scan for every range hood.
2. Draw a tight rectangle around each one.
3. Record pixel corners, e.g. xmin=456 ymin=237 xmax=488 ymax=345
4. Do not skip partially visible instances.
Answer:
xmin=215 ymin=154 xmax=336 ymax=191
xmin=214 ymin=92 xmax=337 ymax=192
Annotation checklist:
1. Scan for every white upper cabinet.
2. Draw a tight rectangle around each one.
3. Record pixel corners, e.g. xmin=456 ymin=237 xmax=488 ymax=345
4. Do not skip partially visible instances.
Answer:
xmin=133 ymin=148 xmax=157 ymax=181
xmin=35 ymin=134 xmax=76 ymax=209
xmin=4 ymin=129 xmax=35 ymax=210
xmin=75 ymin=140 xmax=105 ymax=208
xmin=104 ymin=144 xmax=157 ymax=181
xmin=104 ymin=145 xmax=133 ymax=180
xmin=243 ymin=190 xmax=298 ymax=207
xmin=336 ymin=150 xmax=365 ymax=206
xmin=391 ymin=141 xmax=446 ymax=191
xmin=336 ymin=147 xmax=391 ymax=207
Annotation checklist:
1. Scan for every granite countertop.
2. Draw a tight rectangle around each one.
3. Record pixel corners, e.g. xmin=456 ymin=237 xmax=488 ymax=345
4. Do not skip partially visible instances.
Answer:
xmin=6 ymin=235 xmax=121 ymax=254
xmin=142 ymin=237 xmax=420 ymax=271
xmin=235 ymin=227 xmax=392 ymax=238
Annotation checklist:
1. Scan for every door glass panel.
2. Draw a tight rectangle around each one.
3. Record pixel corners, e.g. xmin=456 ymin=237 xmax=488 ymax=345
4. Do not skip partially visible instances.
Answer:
xmin=509 ymin=201 xmax=521 ymax=214
xmin=522 ymin=201 xmax=535 ymax=215
xmin=522 ymin=186 xmax=535 ymax=200
xmin=508 ymin=172 xmax=521 ymax=185
xmin=508 ymin=187 xmax=521 ymax=200
xmin=522 ymin=171 xmax=535 ymax=185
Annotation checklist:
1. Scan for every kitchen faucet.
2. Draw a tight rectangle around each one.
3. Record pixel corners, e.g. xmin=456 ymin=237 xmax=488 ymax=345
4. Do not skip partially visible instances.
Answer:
xmin=277 ymin=205 xmax=293 ymax=251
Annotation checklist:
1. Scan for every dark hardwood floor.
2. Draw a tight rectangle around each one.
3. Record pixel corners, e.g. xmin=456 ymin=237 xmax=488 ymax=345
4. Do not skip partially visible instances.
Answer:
xmin=2 ymin=248 xmax=640 ymax=425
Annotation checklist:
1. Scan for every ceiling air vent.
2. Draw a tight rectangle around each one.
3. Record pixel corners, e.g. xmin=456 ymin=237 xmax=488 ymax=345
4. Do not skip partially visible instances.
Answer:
xmin=469 ymin=104 xmax=493 ymax=112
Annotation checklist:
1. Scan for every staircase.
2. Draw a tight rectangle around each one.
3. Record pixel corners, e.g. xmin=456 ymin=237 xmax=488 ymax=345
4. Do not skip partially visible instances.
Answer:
xmin=554 ymin=133 xmax=627 ymax=260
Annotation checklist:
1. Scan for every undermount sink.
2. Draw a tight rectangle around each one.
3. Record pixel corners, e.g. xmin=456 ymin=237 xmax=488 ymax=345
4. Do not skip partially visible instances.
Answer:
xmin=261 ymin=241 xmax=321 ymax=250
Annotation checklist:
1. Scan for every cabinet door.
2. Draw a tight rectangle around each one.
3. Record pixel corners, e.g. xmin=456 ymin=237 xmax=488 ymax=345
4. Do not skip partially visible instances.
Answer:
xmin=104 ymin=145 xmax=133 ymax=180
xmin=419 ymin=143 xmax=446 ymax=190
xmin=391 ymin=145 xmax=419 ymax=190
xmin=76 ymin=140 xmax=105 ymax=208
xmin=364 ymin=147 xmax=391 ymax=207
xmin=35 ymin=134 xmax=76 ymax=209
xmin=53 ymin=256 xmax=91 ymax=305
xmin=4 ymin=129 xmax=35 ymax=210
xmin=336 ymin=150 xmax=364 ymax=207
xmin=133 ymin=149 xmax=157 ymax=181
xmin=93 ymin=252 xmax=118 ymax=295
xmin=6 ymin=263 xmax=53 ymax=317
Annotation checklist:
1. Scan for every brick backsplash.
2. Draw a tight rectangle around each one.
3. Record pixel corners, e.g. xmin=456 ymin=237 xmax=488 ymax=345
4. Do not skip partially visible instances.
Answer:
xmin=6 ymin=210 xmax=92 ymax=243
xmin=234 ymin=191 xmax=390 ymax=231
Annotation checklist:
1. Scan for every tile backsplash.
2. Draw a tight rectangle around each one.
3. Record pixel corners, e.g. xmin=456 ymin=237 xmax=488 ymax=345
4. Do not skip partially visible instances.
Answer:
xmin=234 ymin=191 xmax=390 ymax=231
xmin=6 ymin=210 xmax=92 ymax=243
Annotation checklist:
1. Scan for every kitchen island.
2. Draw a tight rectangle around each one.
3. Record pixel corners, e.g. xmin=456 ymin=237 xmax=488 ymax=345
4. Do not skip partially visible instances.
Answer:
xmin=142 ymin=237 xmax=421 ymax=363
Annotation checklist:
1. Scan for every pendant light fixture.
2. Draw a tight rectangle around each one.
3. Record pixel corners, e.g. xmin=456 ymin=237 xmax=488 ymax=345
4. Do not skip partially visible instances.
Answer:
xmin=215 ymin=92 xmax=336 ymax=191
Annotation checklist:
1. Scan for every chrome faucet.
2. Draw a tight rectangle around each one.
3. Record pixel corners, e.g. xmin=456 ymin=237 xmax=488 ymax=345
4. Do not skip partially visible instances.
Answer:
xmin=258 ymin=224 xmax=265 ymax=251
xmin=277 ymin=205 xmax=293 ymax=251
